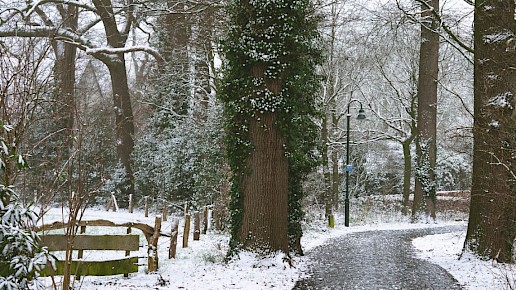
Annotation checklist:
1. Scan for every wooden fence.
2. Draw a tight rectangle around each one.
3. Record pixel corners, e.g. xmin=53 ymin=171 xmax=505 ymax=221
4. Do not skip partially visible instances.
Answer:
xmin=36 ymin=217 xmax=164 ymax=277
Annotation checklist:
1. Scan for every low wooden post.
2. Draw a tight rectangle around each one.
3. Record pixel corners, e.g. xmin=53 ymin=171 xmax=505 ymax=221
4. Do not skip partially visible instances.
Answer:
xmin=128 ymin=194 xmax=133 ymax=213
xmin=124 ymin=226 xmax=132 ymax=277
xmin=214 ymin=209 xmax=222 ymax=231
xmin=105 ymin=196 xmax=113 ymax=211
xmin=148 ymin=216 xmax=161 ymax=272
xmin=182 ymin=214 xmax=190 ymax=248
xmin=169 ymin=219 xmax=179 ymax=259
xmin=144 ymin=196 xmax=149 ymax=217
xmin=76 ymin=225 xmax=86 ymax=280
xmin=162 ymin=201 xmax=168 ymax=222
xmin=202 ymin=207 xmax=208 ymax=234
xmin=193 ymin=211 xmax=200 ymax=241
xmin=111 ymin=194 xmax=119 ymax=212
xmin=77 ymin=225 xmax=86 ymax=259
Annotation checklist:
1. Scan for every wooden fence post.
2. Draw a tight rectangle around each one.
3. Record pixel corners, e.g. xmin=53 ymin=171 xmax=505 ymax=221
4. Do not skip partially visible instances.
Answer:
xmin=202 ymin=207 xmax=208 ymax=234
xmin=162 ymin=201 xmax=168 ymax=222
xmin=169 ymin=219 xmax=179 ymax=259
xmin=105 ymin=196 xmax=113 ymax=211
xmin=124 ymin=226 xmax=132 ymax=277
xmin=128 ymin=194 xmax=133 ymax=213
xmin=183 ymin=214 xmax=190 ymax=248
xmin=76 ymin=225 xmax=86 ymax=281
xmin=214 ymin=209 xmax=222 ymax=231
xmin=144 ymin=196 xmax=149 ymax=217
xmin=193 ymin=211 xmax=200 ymax=241
xmin=111 ymin=194 xmax=119 ymax=212
xmin=148 ymin=216 xmax=161 ymax=272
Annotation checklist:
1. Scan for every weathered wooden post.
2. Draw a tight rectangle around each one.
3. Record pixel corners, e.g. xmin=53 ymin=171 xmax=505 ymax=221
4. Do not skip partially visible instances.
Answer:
xmin=193 ymin=211 xmax=200 ymax=241
xmin=105 ymin=195 xmax=113 ymax=211
xmin=148 ymin=216 xmax=161 ymax=272
xmin=202 ymin=207 xmax=208 ymax=234
xmin=169 ymin=219 xmax=179 ymax=259
xmin=214 ymin=209 xmax=222 ymax=231
xmin=111 ymin=193 xmax=119 ymax=212
xmin=124 ymin=226 xmax=132 ymax=277
xmin=183 ymin=214 xmax=190 ymax=248
xmin=162 ymin=201 xmax=168 ymax=222
xmin=144 ymin=196 xmax=149 ymax=217
xmin=128 ymin=194 xmax=133 ymax=213
xmin=76 ymin=225 xmax=86 ymax=280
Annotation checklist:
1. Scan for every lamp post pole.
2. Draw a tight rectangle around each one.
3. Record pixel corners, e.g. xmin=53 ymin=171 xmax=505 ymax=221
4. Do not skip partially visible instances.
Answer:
xmin=344 ymin=100 xmax=365 ymax=227
xmin=345 ymin=110 xmax=351 ymax=227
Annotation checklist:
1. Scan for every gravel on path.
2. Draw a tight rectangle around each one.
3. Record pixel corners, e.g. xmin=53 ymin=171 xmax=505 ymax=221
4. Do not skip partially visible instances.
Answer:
xmin=294 ymin=226 xmax=465 ymax=290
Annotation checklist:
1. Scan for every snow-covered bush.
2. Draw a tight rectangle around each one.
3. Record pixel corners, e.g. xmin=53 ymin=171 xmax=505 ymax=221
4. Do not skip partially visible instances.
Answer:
xmin=0 ymin=121 xmax=51 ymax=289
xmin=0 ymin=186 xmax=51 ymax=290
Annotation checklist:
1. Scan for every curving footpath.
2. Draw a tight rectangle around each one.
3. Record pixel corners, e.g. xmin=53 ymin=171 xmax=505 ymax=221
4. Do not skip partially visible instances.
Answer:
xmin=294 ymin=225 xmax=465 ymax=290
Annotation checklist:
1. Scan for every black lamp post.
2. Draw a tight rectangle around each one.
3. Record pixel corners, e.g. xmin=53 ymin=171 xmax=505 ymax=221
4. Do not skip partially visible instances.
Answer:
xmin=345 ymin=99 xmax=366 ymax=227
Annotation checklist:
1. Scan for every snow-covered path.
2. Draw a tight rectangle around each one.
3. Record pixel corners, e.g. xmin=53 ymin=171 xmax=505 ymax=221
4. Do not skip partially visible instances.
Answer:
xmin=294 ymin=226 xmax=465 ymax=290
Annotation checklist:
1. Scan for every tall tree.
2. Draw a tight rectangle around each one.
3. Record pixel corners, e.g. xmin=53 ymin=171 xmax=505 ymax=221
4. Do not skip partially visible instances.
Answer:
xmin=0 ymin=1 xmax=165 ymax=200
xmin=413 ymin=0 xmax=439 ymax=220
xmin=222 ymin=0 xmax=321 ymax=255
xmin=464 ymin=0 xmax=515 ymax=263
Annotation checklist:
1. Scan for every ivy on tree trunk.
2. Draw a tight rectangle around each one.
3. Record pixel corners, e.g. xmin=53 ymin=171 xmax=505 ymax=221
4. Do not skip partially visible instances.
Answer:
xmin=221 ymin=0 xmax=322 ymax=255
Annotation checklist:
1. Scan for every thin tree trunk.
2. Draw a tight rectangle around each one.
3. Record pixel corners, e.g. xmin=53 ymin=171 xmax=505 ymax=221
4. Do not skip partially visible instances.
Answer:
xmin=402 ymin=141 xmax=412 ymax=215
xmin=331 ymin=110 xmax=340 ymax=211
xmin=321 ymin=115 xmax=332 ymax=220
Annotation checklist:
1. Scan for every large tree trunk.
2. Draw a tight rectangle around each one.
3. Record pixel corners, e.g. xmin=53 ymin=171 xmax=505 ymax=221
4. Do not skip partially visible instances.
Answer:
xmin=106 ymin=58 xmax=135 ymax=198
xmin=412 ymin=0 xmax=439 ymax=221
xmin=464 ymin=0 xmax=515 ymax=263
xmin=91 ymin=0 xmax=136 ymax=199
xmin=240 ymin=112 xmax=289 ymax=253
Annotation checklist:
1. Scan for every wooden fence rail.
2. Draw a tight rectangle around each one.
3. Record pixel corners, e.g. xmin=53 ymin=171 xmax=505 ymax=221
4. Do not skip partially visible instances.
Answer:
xmin=36 ymin=218 xmax=166 ymax=276
xmin=40 ymin=233 xmax=139 ymax=276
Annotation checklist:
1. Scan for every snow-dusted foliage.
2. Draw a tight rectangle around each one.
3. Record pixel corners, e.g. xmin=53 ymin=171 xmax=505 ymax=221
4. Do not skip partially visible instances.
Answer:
xmin=0 ymin=186 xmax=51 ymax=290
xmin=133 ymin=105 xmax=226 ymax=209
xmin=0 ymin=121 xmax=50 ymax=290
xmin=436 ymin=149 xmax=471 ymax=191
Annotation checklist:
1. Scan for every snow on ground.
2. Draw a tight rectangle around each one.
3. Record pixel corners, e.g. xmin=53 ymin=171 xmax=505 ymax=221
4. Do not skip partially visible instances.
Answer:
xmin=36 ymin=207 xmax=512 ymax=289
xmin=413 ymin=232 xmax=515 ymax=290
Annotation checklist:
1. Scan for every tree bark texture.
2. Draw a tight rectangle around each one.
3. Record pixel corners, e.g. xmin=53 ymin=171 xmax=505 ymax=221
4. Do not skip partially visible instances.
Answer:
xmin=106 ymin=59 xmax=136 ymax=198
xmin=53 ymin=5 xmax=77 ymax=152
xmin=465 ymin=0 xmax=515 ymax=263
xmin=240 ymin=112 xmax=289 ymax=253
xmin=413 ymin=0 xmax=439 ymax=220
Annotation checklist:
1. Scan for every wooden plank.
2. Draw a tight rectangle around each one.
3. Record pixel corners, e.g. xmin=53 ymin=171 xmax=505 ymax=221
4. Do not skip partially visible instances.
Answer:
xmin=41 ymin=256 xmax=138 ymax=276
xmin=40 ymin=234 xmax=140 ymax=251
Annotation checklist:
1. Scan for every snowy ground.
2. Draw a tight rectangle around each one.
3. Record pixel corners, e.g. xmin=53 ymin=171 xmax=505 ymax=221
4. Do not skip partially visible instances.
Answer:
xmin=36 ymin=207 xmax=514 ymax=290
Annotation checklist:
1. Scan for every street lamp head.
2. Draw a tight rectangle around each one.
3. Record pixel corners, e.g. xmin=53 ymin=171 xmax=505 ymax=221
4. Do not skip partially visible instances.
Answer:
xmin=356 ymin=108 xmax=366 ymax=120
